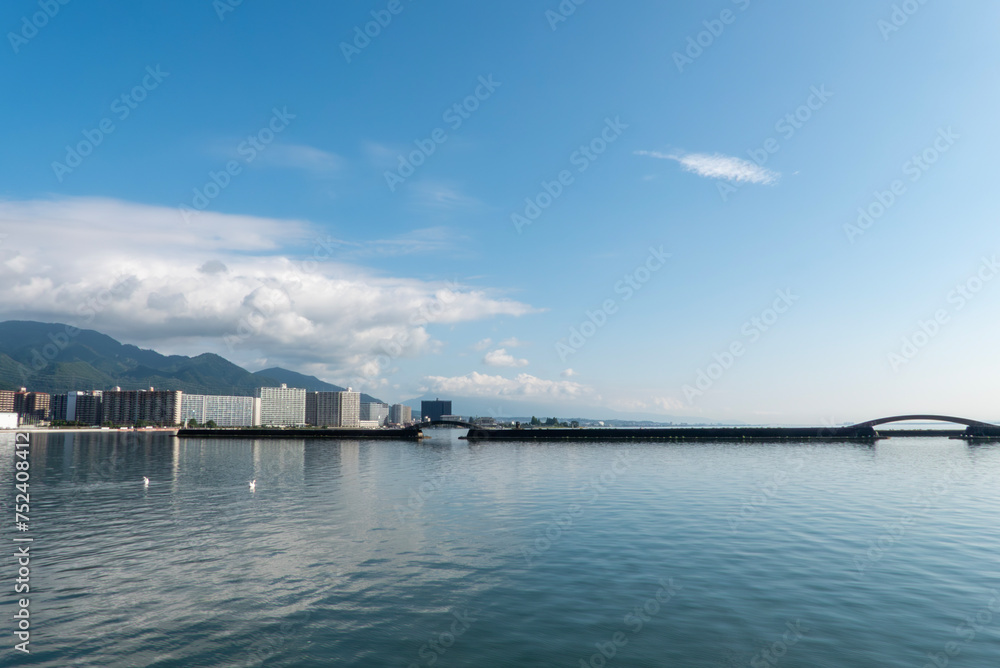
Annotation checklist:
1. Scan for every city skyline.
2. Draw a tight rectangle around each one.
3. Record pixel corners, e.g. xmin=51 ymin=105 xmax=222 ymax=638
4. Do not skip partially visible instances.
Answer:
xmin=2 ymin=3 xmax=1000 ymax=423
xmin=6 ymin=382 xmax=416 ymax=428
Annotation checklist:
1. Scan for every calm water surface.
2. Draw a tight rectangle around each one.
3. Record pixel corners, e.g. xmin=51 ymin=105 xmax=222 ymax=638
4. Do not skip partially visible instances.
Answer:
xmin=2 ymin=431 xmax=999 ymax=667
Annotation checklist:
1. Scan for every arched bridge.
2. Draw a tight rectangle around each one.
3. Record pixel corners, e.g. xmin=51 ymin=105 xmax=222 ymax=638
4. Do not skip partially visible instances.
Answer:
xmin=849 ymin=414 xmax=997 ymax=429
xmin=843 ymin=415 xmax=1000 ymax=438
xmin=409 ymin=419 xmax=477 ymax=430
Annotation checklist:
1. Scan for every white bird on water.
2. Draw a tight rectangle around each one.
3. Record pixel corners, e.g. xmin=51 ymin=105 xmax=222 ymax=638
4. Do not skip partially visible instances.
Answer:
xmin=143 ymin=477 xmax=149 ymax=486
xmin=249 ymin=479 xmax=256 ymax=491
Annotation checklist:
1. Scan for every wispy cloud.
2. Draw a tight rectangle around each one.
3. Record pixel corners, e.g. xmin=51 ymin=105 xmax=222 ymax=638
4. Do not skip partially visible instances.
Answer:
xmin=409 ymin=181 xmax=484 ymax=212
xmin=607 ymin=395 xmax=687 ymax=414
xmin=362 ymin=227 xmax=459 ymax=257
xmin=260 ymin=143 xmax=345 ymax=176
xmin=472 ymin=338 xmax=493 ymax=351
xmin=499 ymin=337 xmax=526 ymax=348
xmin=483 ymin=348 xmax=529 ymax=368
xmin=422 ymin=372 xmax=590 ymax=399
xmin=635 ymin=150 xmax=779 ymax=185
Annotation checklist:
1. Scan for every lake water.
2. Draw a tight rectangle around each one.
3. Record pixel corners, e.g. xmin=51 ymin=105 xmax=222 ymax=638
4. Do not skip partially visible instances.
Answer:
xmin=3 ymin=430 xmax=999 ymax=667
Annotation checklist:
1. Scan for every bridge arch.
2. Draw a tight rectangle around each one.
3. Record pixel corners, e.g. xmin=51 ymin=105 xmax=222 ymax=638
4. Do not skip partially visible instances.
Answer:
xmin=848 ymin=414 xmax=997 ymax=429
xmin=413 ymin=419 xmax=477 ymax=429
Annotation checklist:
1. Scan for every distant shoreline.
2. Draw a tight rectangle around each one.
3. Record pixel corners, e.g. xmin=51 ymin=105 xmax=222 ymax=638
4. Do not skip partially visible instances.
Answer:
xmin=3 ymin=427 xmax=180 ymax=433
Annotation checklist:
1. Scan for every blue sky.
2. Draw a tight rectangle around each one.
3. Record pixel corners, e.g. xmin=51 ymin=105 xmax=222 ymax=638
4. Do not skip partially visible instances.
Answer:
xmin=2 ymin=1 xmax=999 ymax=423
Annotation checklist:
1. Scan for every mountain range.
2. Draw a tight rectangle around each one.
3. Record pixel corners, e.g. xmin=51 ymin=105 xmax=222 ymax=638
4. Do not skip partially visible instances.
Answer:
xmin=0 ymin=320 xmax=383 ymax=404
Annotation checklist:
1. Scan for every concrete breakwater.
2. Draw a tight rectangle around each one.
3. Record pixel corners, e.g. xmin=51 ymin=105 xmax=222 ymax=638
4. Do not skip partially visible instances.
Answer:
xmin=178 ymin=427 xmax=422 ymax=440
xmin=464 ymin=426 xmax=881 ymax=441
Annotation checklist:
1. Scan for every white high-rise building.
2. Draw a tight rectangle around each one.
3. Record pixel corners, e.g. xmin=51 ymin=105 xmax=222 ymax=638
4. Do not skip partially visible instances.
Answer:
xmin=255 ymin=385 xmax=306 ymax=426
xmin=181 ymin=394 xmax=261 ymax=427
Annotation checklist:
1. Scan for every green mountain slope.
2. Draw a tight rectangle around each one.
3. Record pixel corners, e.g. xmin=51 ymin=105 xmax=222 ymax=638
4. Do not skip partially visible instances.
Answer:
xmin=0 ymin=320 xmax=383 ymax=403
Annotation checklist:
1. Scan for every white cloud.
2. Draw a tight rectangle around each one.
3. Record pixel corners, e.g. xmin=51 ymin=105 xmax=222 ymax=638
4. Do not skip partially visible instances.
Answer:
xmin=363 ymin=141 xmax=403 ymax=170
xmin=0 ymin=197 xmax=538 ymax=383
xmin=499 ymin=337 xmax=526 ymax=347
xmin=409 ymin=180 xmax=484 ymax=211
xmin=259 ymin=143 xmax=344 ymax=176
xmin=635 ymin=150 xmax=779 ymax=185
xmin=472 ymin=338 xmax=493 ymax=351
xmin=483 ymin=348 xmax=529 ymax=368
xmin=422 ymin=372 xmax=591 ymax=399
xmin=355 ymin=227 xmax=460 ymax=257
xmin=607 ymin=395 xmax=687 ymax=414
xmin=561 ymin=368 xmax=576 ymax=378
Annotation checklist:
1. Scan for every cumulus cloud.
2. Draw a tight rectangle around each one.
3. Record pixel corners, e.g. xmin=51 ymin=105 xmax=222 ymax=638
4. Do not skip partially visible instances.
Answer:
xmin=0 ymin=197 xmax=538 ymax=382
xmin=472 ymin=338 xmax=493 ymax=351
xmin=483 ymin=348 xmax=529 ymax=368
xmin=422 ymin=372 xmax=591 ymax=400
xmin=198 ymin=260 xmax=228 ymax=274
xmin=635 ymin=149 xmax=779 ymax=185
